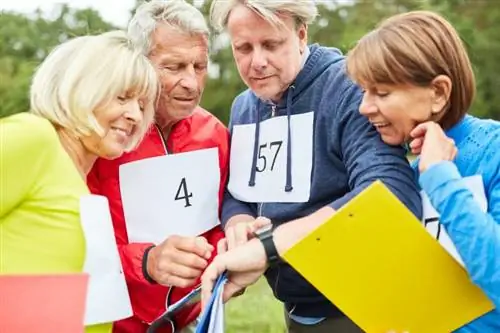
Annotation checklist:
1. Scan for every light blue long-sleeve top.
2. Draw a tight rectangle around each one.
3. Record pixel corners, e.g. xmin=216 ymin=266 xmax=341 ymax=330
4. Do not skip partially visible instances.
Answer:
xmin=414 ymin=114 xmax=500 ymax=332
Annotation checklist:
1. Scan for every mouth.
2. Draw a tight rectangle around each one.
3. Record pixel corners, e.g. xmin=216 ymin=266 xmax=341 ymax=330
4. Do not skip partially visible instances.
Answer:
xmin=251 ymin=75 xmax=273 ymax=81
xmin=371 ymin=122 xmax=390 ymax=129
xmin=110 ymin=126 xmax=132 ymax=137
xmin=173 ymin=97 xmax=196 ymax=103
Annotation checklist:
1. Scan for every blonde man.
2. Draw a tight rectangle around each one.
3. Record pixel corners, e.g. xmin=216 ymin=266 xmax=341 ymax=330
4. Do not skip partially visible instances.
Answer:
xmin=87 ymin=1 xmax=229 ymax=332
xmin=203 ymin=1 xmax=423 ymax=332
xmin=1 ymin=31 xmax=158 ymax=333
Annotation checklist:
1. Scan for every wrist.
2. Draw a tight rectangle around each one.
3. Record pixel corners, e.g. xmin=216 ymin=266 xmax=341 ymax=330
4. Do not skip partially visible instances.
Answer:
xmin=143 ymin=245 xmax=158 ymax=284
xmin=253 ymin=224 xmax=280 ymax=267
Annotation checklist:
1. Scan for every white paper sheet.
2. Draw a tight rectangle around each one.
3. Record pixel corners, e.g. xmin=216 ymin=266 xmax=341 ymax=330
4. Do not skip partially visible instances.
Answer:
xmin=80 ymin=195 xmax=132 ymax=325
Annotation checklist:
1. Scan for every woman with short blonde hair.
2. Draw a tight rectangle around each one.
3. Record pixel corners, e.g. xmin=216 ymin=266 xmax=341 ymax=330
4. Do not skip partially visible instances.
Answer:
xmin=1 ymin=30 xmax=158 ymax=333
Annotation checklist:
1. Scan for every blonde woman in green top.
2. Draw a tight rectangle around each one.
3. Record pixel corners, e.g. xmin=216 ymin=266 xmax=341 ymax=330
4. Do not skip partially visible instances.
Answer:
xmin=0 ymin=31 xmax=158 ymax=333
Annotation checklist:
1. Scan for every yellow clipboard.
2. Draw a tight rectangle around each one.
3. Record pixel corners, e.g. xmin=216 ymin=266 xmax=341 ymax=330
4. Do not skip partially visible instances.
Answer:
xmin=282 ymin=181 xmax=494 ymax=333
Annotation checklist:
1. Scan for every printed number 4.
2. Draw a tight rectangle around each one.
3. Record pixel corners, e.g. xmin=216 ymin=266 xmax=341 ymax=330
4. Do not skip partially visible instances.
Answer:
xmin=175 ymin=177 xmax=193 ymax=207
xmin=256 ymin=140 xmax=283 ymax=173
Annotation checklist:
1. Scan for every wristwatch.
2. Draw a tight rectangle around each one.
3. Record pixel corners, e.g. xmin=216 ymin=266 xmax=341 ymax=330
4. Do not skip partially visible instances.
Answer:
xmin=253 ymin=224 xmax=280 ymax=266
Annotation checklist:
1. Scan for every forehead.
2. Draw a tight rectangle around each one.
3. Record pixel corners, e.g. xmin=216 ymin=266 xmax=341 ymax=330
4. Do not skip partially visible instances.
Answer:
xmin=227 ymin=5 xmax=296 ymax=42
xmin=149 ymin=23 xmax=208 ymax=61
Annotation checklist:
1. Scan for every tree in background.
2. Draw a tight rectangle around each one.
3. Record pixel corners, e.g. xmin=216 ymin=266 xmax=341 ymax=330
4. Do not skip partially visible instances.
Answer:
xmin=1 ymin=0 xmax=499 ymax=122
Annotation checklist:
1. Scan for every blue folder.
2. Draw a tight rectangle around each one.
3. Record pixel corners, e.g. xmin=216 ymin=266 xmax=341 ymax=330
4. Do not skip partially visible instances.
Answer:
xmin=195 ymin=272 xmax=228 ymax=333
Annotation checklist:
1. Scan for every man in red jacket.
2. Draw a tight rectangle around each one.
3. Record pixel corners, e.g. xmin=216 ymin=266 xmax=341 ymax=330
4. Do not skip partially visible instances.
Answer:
xmin=87 ymin=1 xmax=227 ymax=332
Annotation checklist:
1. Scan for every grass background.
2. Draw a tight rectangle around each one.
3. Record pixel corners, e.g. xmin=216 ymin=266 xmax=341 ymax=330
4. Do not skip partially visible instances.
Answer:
xmin=225 ymin=278 xmax=286 ymax=333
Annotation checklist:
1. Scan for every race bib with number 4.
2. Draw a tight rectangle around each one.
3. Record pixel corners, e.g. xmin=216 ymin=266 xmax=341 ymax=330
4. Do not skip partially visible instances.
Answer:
xmin=228 ymin=112 xmax=314 ymax=203
xmin=422 ymin=175 xmax=487 ymax=267
xmin=119 ymin=148 xmax=221 ymax=245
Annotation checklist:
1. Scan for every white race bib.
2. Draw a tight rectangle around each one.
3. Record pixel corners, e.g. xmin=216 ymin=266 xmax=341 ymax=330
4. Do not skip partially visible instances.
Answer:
xmin=80 ymin=195 xmax=132 ymax=325
xmin=228 ymin=112 xmax=314 ymax=203
xmin=421 ymin=175 xmax=487 ymax=267
xmin=119 ymin=148 xmax=220 ymax=245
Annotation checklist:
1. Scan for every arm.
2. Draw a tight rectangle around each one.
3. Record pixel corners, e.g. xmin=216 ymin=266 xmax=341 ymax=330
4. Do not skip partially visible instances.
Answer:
xmin=0 ymin=114 xmax=55 ymax=218
xmin=329 ymin=84 xmax=422 ymax=218
xmin=420 ymin=160 xmax=500 ymax=307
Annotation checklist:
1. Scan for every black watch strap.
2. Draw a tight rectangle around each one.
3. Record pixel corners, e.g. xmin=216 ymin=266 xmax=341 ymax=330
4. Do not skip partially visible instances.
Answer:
xmin=255 ymin=226 xmax=280 ymax=266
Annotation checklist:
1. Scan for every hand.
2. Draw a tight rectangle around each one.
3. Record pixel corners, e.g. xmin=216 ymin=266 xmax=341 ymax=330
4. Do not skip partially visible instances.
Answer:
xmin=223 ymin=216 xmax=271 ymax=250
xmin=200 ymin=238 xmax=268 ymax=309
xmin=147 ymin=235 xmax=214 ymax=288
xmin=409 ymin=121 xmax=457 ymax=173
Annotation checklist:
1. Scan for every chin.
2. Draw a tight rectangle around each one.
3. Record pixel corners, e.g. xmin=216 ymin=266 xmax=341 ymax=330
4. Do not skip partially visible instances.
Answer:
xmin=381 ymin=135 xmax=405 ymax=147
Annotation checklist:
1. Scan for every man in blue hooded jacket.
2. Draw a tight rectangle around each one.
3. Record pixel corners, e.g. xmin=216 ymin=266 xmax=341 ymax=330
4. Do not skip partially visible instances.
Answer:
xmin=209 ymin=1 xmax=423 ymax=332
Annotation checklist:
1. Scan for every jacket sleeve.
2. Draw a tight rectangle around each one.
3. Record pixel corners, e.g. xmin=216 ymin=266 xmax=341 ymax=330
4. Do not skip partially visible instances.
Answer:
xmin=87 ymin=161 xmax=156 ymax=286
xmin=328 ymin=83 xmax=423 ymax=219
xmin=419 ymin=160 xmax=500 ymax=307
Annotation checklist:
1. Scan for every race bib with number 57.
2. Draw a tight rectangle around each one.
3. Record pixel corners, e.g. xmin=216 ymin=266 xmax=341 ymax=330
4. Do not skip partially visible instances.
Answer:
xmin=228 ymin=112 xmax=314 ymax=203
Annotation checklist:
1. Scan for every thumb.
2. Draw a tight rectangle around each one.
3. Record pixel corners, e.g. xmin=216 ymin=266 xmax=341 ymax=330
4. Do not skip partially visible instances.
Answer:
xmin=222 ymin=281 xmax=245 ymax=303
xmin=252 ymin=217 xmax=272 ymax=230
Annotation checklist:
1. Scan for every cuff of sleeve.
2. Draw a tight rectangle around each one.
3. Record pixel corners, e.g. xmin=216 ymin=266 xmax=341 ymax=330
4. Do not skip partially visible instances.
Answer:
xmin=221 ymin=204 xmax=256 ymax=227
xmin=419 ymin=161 xmax=461 ymax=195
xmin=142 ymin=245 xmax=157 ymax=285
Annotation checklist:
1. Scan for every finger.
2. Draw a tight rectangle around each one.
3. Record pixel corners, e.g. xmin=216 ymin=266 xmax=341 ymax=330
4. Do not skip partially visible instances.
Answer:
xmin=234 ymin=223 xmax=250 ymax=247
xmin=172 ymin=236 xmax=214 ymax=259
xmin=222 ymin=281 xmax=246 ymax=303
xmin=168 ymin=249 xmax=208 ymax=270
xmin=217 ymin=238 xmax=228 ymax=254
xmin=409 ymin=122 xmax=430 ymax=139
xmin=251 ymin=217 xmax=272 ymax=231
xmin=226 ymin=226 xmax=237 ymax=250
xmin=201 ymin=259 xmax=227 ymax=310
xmin=409 ymin=138 xmax=424 ymax=155
xmin=195 ymin=236 xmax=214 ymax=259
xmin=160 ymin=273 xmax=197 ymax=289
xmin=162 ymin=261 xmax=203 ymax=280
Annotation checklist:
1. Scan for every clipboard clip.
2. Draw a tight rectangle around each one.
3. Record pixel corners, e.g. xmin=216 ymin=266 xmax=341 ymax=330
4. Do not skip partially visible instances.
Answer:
xmin=146 ymin=285 xmax=201 ymax=333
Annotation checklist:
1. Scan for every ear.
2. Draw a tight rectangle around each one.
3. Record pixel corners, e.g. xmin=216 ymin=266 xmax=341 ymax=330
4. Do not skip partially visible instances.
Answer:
xmin=430 ymin=75 xmax=452 ymax=114
xmin=297 ymin=23 xmax=308 ymax=53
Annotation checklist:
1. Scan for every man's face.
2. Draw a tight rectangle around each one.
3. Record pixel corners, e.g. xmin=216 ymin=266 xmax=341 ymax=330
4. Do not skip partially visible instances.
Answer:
xmin=227 ymin=5 xmax=307 ymax=102
xmin=148 ymin=23 xmax=208 ymax=125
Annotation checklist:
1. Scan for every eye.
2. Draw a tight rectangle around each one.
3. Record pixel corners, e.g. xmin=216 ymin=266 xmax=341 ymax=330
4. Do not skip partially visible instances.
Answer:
xmin=263 ymin=41 xmax=280 ymax=51
xmin=234 ymin=44 xmax=251 ymax=54
xmin=376 ymin=91 xmax=390 ymax=98
xmin=117 ymin=95 xmax=129 ymax=103
xmin=195 ymin=63 xmax=208 ymax=72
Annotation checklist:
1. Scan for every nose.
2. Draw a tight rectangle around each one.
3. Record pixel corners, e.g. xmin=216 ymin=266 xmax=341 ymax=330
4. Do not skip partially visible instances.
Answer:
xmin=359 ymin=93 xmax=377 ymax=116
xmin=250 ymin=47 xmax=268 ymax=71
xmin=178 ymin=65 xmax=199 ymax=92
xmin=126 ymin=100 xmax=143 ymax=124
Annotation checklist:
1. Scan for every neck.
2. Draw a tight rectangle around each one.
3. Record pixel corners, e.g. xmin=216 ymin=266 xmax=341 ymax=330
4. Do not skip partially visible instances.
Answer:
xmin=57 ymin=129 xmax=97 ymax=179
xmin=155 ymin=113 xmax=176 ymax=138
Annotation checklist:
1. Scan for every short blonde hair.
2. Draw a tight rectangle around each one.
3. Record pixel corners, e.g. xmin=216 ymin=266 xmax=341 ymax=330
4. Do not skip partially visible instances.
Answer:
xmin=210 ymin=0 xmax=318 ymax=32
xmin=30 ymin=30 xmax=159 ymax=151
xmin=346 ymin=11 xmax=475 ymax=130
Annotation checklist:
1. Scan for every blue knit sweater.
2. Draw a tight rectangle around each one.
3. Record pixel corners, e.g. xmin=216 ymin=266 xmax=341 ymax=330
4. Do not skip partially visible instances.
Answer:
xmin=416 ymin=114 xmax=500 ymax=332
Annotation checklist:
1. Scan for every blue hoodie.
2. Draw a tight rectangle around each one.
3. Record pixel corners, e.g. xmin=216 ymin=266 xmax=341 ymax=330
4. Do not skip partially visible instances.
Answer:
xmin=222 ymin=44 xmax=423 ymax=318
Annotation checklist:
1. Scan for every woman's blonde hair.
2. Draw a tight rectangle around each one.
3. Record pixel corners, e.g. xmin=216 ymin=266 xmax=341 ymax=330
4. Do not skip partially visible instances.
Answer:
xmin=30 ymin=30 xmax=159 ymax=151
xmin=346 ymin=11 xmax=475 ymax=130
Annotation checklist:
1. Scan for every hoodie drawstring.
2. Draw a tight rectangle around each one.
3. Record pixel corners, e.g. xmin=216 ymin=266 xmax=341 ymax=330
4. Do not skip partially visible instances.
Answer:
xmin=248 ymin=103 xmax=261 ymax=187
xmin=248 ymin=88 xmax=294 ymax=193
xmin=284 ymin=86 xmax=294 ymax=192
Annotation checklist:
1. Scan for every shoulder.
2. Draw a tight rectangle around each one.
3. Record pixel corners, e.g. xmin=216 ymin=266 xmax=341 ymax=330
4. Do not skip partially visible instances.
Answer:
xmin=1 ymin=112 xmax=59 ymax=154
xmin=228 ymin=90 xmax=256 ymax=126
